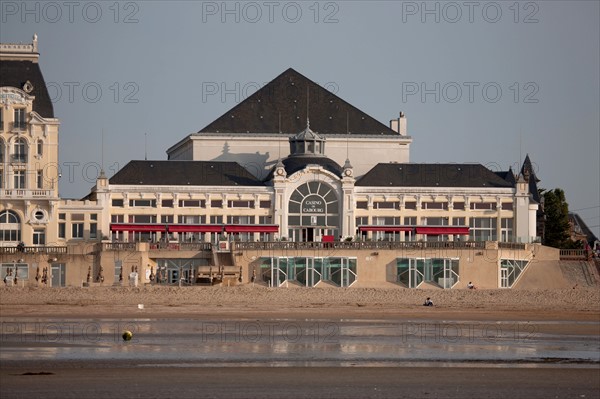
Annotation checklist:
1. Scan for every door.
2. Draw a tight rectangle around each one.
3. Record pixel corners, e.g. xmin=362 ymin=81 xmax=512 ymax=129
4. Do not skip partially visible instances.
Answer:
xmin=500 ymin=268 xmax=508 ymax=288
xmin=51 ymin=263 xmax=65 ymax=287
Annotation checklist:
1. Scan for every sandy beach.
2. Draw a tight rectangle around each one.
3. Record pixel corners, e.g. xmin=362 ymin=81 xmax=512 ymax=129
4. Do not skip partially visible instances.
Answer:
xmin=1 ymin=285 xmax=599 ymax=322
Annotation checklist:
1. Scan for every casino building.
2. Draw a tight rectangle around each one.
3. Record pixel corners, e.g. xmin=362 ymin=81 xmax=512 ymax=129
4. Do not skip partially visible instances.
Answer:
xmin=2 ymin=36 xmax=555 ymax=290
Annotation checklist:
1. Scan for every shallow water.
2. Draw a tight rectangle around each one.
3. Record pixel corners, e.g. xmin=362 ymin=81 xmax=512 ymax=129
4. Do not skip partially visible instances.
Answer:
xmin=1 ymin=318 xmax=598 ymax=368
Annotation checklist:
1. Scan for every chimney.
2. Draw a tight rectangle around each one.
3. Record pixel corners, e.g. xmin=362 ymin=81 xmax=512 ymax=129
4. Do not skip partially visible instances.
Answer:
xmin=390 ymin=112 xmax=407 ymax=136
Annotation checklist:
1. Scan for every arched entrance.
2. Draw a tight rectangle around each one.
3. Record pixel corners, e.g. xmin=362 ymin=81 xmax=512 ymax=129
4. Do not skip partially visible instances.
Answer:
xmin=287 ymin=181 xmax=339 ymax=242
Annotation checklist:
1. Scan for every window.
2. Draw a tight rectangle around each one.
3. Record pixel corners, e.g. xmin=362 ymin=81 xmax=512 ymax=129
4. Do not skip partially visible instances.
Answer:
xmin=373 ymin=217 xmax=400 ymax=225
xmin=211 ymin=200 xmax=223 ymax=208
xmin=37 ymin=170 xmax=43 ymax=189
xmin=13 ymin=108 xmax=26 ymax=130
xmin=37 ymin=140 xmax=43 ymax=156
xmin=469 ymin=217 xmax=497 ymax=241
xmin=129 ymin=199 xmax=157 ymax=207
xmin=1 ymin=263 xmax=29 ymax=281
xmin=90 ymin=223 xmax=97 ymax=239
xmin=13 ymin=170 xmax=25 ymax=189
xmin=374 ymin=201 xmax=399 ymax=209
xmin=58 ymin=223 xmax=66 ymax=239
xmin=34 ymin=210 xmax=45 ymax=221
xmin=72 ymin=223 xmax=84 ymax=239
xmin=470 ymin=202 xmax=497 ymax=210
xmin=404 ymin=201 xmax=417 ymax=210
xmin=259 ymin=216 xmax=272 ymax=224
xmin=178 ymin=200 xmax=205 ymax=208
xmin=501 ymin=218 xmax=513 ymax=242
xmin=58 ymin=213 xmax=66 ymax=239
xmin=259 ymin=201 xmax=271 ymax=209
xmin=90 ymin=214 xmax=98 ymax=221
xmin=0 ymin=109 xmax=3 ymax=131
xmin=111 ymin=215 xmax=124 ymax=223
xmin=423 ymin=217 xmax=449 ymax=226
xmin=422 ymin=202 xmax=448 ymax=210
xmin=178 ymin=215 xmax=205 ymax=224
xmin=33 ymin=229 xmax=46 ymax=245
xmin=356 ymin=201 xmax=368 ymax=210
xmin=227 ymin=215 xmax=253 ymax=224
xmin=500 ymin=259 xmax=529 ymax=288
xmin=228 ymin=200 xmax=253 ymax=208
xmin=13 ymin=138 xmax=27 ymax=162
xmin=501 ymin=202 xmax=513 ymax=211
xmin=452 ymin=217 xmax=466 ymax=226
xmin=396 ymin=258 xmax=459 ymax=289
xmin=161 ymin=215 xmax=174 ymax=223
xmin=210 ymin=215 xmax=223 ymax=224
xmin=453 ymin=202 xmax=465 ymax=210
xmin=161 ymin=199 xmax=173 ymax=207
xmin=0 ymin=210 xmax=21 ymax=242
xmin=128 ymin=215 xmax=156 ymax=223
xmin=356 ymin=216 xmax=368 ymax=226
xmin=112 ymin=199 xmax=124 ymax=207
xmin=404 ymin=217 xmax=416 ymax=225
xmin=0 ymin=139 xmax=4 ymax=162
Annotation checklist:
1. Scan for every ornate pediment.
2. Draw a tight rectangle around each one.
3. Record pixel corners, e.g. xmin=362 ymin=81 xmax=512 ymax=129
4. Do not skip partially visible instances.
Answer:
xmin=0 ymin=87 xmax=34 ymax=107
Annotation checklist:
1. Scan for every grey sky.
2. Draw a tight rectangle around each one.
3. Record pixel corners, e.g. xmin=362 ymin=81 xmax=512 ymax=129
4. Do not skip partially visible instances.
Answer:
xmin=2 ymin=0 xmax=599 ymax=237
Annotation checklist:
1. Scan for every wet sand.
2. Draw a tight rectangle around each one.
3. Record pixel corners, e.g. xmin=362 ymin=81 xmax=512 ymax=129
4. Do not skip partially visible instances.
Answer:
xmin=2 ymin=366 xmax=599 ymax=399
xmin=1 ymin=286 xmax=599 ymax=398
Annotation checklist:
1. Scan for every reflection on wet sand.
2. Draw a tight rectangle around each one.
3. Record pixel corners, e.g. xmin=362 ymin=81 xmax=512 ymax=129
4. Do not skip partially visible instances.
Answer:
xmin=1 ymin=318 xmax=598 ymax=367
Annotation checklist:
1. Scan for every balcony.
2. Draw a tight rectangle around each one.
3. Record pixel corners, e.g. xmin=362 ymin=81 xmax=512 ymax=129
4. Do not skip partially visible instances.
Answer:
xmin=10 ymin=121 xmax=27 ymax=131
xmin=1 ymin=189 xmax=53 ymax=198
xmin=0 ymin=246 xmax=68 ymax=255
xmin=10 ymin=154 xmax=27 ymax=164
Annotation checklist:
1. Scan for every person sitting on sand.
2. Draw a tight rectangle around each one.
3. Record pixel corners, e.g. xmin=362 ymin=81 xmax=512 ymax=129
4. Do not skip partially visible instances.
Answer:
xmin=423 ymin=297 xmax=433 ymax=306
xmin=467 ymin=281 xmax=476 ymax=289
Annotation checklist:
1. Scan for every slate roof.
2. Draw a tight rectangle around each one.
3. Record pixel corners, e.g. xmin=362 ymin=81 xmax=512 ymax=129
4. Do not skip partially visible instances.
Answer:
xmin=199 ymin=68 xmax=398 ymax=135
xmin=355 ymin=164 xmax=514 ymax=188
xmin=570 ymin=212 xmax=599 ymax=245
xmin=495 ymin=167 xmax=516 ymax=186
xmin=520 ymin=154 xmax=541 ymax=203
xmin=0 ymin=60 xmax=54 ymax=118
xmin=109 ymin=161 xmax=266 ymax=186
xmin=264 ymin=156 xmax=343 ymax=181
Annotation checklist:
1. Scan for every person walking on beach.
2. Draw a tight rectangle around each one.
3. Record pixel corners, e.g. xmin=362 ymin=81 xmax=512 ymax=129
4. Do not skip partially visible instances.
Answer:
xmin=423 ymin=297 xmax=433 ymax=306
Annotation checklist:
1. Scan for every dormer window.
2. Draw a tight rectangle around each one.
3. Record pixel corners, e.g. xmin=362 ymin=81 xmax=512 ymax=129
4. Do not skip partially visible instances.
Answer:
xmin=288 ymin=119 xmax=326 ymax=157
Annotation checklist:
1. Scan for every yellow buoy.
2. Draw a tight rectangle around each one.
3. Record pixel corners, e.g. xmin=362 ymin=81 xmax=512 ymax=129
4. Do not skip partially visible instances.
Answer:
xmin=122 ymin=330 xmax=133 ymax=341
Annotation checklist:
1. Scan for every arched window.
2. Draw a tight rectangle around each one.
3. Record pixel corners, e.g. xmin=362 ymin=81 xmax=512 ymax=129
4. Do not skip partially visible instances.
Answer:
xmin=13 ymin=138 xmax=27 ymax=163
xmin=0 ymin=210 xmax=21 ymax=242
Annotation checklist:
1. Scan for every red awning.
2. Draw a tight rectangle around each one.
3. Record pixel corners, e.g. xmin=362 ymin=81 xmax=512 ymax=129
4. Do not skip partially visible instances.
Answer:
xmin=110 ymin=224 xmax=167 ymax=232
xmin=415 ymin=226 xmax=470 ymax=235
xmin=225 ymin=225 xmax=279 ymax=233
xmin=358 ymin=226 xmax=414 ymax=232
xmin=168 ymin=224 xmax=223 ymax=233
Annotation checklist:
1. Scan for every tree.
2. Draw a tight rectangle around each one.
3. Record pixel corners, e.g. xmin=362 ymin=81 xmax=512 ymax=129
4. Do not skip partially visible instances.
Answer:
xmin=542 ymin=188 xmax=572 ymax=248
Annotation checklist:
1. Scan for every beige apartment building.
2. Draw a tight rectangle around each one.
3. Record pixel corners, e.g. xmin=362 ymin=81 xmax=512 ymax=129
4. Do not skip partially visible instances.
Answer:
xmin=2 ymin=36 xmax=552 ymax=290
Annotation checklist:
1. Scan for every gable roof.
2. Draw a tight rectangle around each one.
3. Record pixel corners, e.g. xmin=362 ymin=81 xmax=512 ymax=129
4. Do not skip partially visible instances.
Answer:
xmin=199 ymin=68 xmax=398 ymax=136
xmin=109 ymin=160 xmax=266 ymax=186
xmin=356 ymin=163 xmax=514 ymax=188
xmin=0 ymin=60 xmax=54 ymax=118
